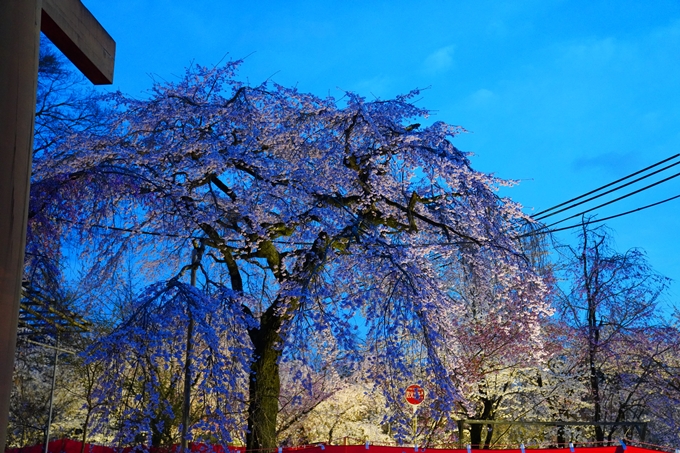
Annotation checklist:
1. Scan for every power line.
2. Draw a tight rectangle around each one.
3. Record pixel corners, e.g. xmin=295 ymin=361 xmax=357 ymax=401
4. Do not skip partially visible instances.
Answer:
xmin=524 ymin=192 xmax=680 ymax=237
xmin=539 ymin=170 xmax=680 ymax=230
xmin=533 ymin=158 xmax=680 ymax=221
xmin=532 ymin=153 xmax=680 ymax=218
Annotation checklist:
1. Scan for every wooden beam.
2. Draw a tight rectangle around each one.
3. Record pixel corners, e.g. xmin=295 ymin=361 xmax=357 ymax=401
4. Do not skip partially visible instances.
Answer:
xmin=2 ymin=1 xmax=114 ymax=450
xmin=41 ymin=0 xmax=115 ymax=84
xmin=0 ymin=2 xmax=42 ymax=451
xmin=461 ymin=420 xmax=647 ymax=427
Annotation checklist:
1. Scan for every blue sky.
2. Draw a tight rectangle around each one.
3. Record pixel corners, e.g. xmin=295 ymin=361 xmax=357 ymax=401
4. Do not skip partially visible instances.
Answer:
xmin=80 ymin=0 xmax=680 ymax=305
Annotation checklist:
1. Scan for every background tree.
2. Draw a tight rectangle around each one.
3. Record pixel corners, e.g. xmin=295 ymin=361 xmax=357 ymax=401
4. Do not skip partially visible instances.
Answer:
xmin=555 ymin=222 xmax=669 ymax=443
xmin=642 ymin=318 xmax=680 ymax=446
xmin=27 ymin=39 xmax=108 ymax=299
xmin=438 ymin=248 xmax=552 ymax=448
xmin=86 ymin=277 xmax=251 ymax=447
xmin=277 ymin=361 xmax=391 ymax=446
xmin=9 ymin=301 xmax=88 ymax=448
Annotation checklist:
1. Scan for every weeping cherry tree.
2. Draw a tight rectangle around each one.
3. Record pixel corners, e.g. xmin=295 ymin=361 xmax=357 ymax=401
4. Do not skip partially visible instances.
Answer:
xmin=29 ymin=61 xmax=551 ymax=450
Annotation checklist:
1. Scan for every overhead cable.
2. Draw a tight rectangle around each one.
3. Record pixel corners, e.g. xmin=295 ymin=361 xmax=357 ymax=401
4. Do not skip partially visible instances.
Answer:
xmin=524 ymin=192 xmax=680 ymax=237
xmin=533 ymin=158 xmax=680 ymax=221
xmin=540 ymin=170 xmax=680 ymax=230
xmin=532 ymin=153 xmax=680 ymax=218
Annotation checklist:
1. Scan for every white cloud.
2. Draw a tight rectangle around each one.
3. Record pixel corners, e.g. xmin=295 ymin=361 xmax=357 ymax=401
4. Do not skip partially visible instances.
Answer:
xmin=423 ymin=45 xmax=455 ymax=74
xmin=470 ymin=88 xmax=494 ymax=105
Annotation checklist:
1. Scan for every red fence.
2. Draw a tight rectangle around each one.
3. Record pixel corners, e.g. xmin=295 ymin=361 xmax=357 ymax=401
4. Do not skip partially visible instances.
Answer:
xmin=4 ymin=440 xmax=663 ymax=453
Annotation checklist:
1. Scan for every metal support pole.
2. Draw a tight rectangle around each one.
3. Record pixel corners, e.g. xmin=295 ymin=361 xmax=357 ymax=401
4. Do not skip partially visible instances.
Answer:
xmin=181 ymin=242 xmax=203 ymax=453
xmin=412 ymin=405 xmax=417 ymax=447
xmin=639 ymin=422 xmax=647 ymax=442
xmin=0 ymin=1 xmax=42 ymax=451
xmin=43 ymin=335 xmax=59 ymax=453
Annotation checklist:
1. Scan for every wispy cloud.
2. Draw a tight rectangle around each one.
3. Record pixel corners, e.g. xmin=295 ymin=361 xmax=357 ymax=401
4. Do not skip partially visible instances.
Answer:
xmin=572 ymin=151 xmax=640 ymax=176
xmin=423 ymin=45 xmax=455 ymax=75
xmin=468 ymin=88 xmax=495 ymax=108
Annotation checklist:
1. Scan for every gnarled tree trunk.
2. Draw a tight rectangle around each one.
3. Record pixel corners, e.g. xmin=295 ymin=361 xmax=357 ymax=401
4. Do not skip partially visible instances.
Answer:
xmin=246 ymin=309 xmax=283 ymax=452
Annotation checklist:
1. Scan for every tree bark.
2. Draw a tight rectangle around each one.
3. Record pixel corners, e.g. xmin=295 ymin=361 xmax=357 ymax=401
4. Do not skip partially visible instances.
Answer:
xmin=469 ymin=424 xmax=483 ymax=450
xmin=588 ymin=333 xmax=604 ymax=443
xmin=182 ymin=242 xmax=204 ymax=452
xmin=469 ymin=397 xmax=496 ymax=449
xmin=80 ymin=412 xmax=90 ymax=453
xmin=246 ymin=308 xmax=283 ymax=452
xmin=582 ymin=227 xmax=604 ymax=443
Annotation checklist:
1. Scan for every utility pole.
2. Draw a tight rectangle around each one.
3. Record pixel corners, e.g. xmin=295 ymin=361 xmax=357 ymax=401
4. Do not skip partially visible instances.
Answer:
xmin=0 ymin=1 xmax=114 ymax=450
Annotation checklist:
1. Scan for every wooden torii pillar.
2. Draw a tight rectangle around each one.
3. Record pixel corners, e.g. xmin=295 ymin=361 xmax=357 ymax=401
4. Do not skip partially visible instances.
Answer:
xmin=0 ymin=0 xmax=114 ymax=450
